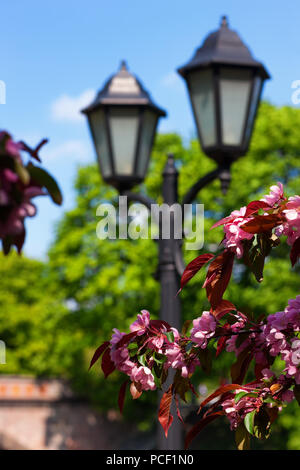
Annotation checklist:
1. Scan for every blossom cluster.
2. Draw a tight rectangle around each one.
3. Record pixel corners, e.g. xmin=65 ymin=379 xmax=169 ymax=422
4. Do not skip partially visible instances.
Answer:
xmin=225 ymin=295 xmax=300 ymax=384
xmin=93 ymin=292 xmax=300 ymax=445
xmin=91 ymin=182 xmax=300 ymax=449
xmin=105 ymin=309 xmax=218 ymax=395
xmin=0 ymin=131 xmax=62 ymax=253
xmin=222 ymin=182 xmax=300 ymax=259
xmin=94 ymin=293 xmax=300 ymax=428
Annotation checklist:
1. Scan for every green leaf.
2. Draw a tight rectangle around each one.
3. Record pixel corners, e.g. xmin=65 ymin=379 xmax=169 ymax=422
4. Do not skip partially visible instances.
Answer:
xmin=129 ymin=348 xmax=138 ymax=357
xmin=152 ymin=364 xmax=162 ymax=388
xmin=244 ymin=410 xmax=256 ymax=435
xmin=235 ymin=423 xmax=250 ymax=450
xmin=234 ymin=391 xmax=249 ymax=403
xmin=27 ymin=164 xmax=63 ymax=205
xmin=235 ymin=392 xmax=257 ymax=404
xmin=153 ymin=352 xmax=166 ymax=365
xmin=165 ymin=331 xmax=175 ymax=343
xmin=253 ymin=407 xmax=271 ymax=440
xmin=14 ymin=159 xmax=30 ymax=185
xmin=138 ymin=354 xmax=147 ymax=367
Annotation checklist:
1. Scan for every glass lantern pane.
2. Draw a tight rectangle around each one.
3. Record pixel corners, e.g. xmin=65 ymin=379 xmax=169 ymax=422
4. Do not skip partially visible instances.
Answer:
xmin=244 ymin=76 xmax=262 ymax=147
xmin=88 ymin=109 xmax=111 ymax=177
xmin=109 ymin=107 xmax=139 ymax=175
xmin=137 ymin=110 xmax=157 ymax=178
xmin=188 ymin=69 xmax=216 ymax=147
xmin=219 ymin=68 xmax=252 ymax=146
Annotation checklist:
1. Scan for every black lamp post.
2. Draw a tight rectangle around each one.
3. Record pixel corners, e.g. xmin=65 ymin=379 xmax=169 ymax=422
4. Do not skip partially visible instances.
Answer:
xmin=82 ymin=16 xmax=270 ymax=450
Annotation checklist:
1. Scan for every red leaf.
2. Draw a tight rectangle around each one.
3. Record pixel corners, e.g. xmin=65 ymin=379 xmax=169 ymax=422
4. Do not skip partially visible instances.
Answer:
xmin=240 ymin=214 xmax=282 ymax=234
xmin=89 ymin=341 xmax=110 ymax=370
xmin=178 ymin=253 xmax=214 ymax=294
xmin=290 ymin=237 xmax=300 ymax=267
xmin=211 ymin=299 xmax=236 ymax=320
xmin=216 ymin=336 xmax=227 ymax=358
xmin=215 ymin=324 xmax=231 ymax=357
xmin=245 ymin=200 xmax=271 ymax=217
xmin=197 ymin=384 xmax=249 ymax=414
xmin=101 ymin=348 xmax=116 ymax=378
xmin=205 ymin=250 xmax=235 ymax=309
xmin=118 ymin=380 xmax=128 ymax=414
xmin=158 ymin=386 xmax=173 ymax=438
xmin=184 ymin=412 xmax=224 ymax=449
xmin=231 ymin=347 xmax=254 ymax=384
xmin=175 ymin=395 xmax=184 ymax=424
xmin=211 ymin=216 xmax=235 ymax=230
xmin=254 ymin=362 xmax=266 ymax=381
xmin=177 ymin=253 xmax=214 ymax=294
xmin=149 ymin=319 xmax=171 ymax=331
xmin=116 ymin=332 xmax=137 ymax=348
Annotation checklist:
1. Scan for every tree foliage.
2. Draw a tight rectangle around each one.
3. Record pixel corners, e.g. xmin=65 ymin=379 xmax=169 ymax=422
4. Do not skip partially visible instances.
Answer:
xmin=1 ymin=102 xmax=300 ymax=446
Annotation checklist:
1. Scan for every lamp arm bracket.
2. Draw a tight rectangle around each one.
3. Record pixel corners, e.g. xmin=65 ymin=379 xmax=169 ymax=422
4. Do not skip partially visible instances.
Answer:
xmin=120 ymin=190 xmax=156 ymax=212
xmin=181 ymin=167 xmax=223 ymax=206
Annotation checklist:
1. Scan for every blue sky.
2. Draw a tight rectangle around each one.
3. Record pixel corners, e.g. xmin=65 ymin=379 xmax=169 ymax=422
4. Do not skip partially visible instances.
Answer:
xmin=1 ymin=0 xmax=299 ymax=259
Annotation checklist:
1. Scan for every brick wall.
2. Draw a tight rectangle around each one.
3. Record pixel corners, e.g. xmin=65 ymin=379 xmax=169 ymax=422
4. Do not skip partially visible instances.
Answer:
xmin=0 ymin=376 xmax=144 ymax=450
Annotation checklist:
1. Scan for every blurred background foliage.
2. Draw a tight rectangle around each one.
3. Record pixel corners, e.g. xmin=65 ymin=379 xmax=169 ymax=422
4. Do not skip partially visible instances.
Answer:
xmin=1 ymin=101 xmax=300 ymax=448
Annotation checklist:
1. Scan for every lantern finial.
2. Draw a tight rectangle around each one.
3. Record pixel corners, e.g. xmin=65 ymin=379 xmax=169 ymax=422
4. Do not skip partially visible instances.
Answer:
xmin=220 ymin=15 xmax=228 ymax=28
xmin=120 ymin=60 xmax=128 ymax=71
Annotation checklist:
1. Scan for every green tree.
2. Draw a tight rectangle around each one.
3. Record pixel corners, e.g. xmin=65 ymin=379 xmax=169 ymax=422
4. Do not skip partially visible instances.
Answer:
xmin=1 ymin=102 xmax=300 ymax=447
xmin=0 ymin=252 xmax=83 ymax=377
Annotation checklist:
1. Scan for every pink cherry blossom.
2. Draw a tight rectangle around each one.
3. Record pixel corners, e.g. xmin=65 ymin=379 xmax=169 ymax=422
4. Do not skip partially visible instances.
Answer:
xmin=222 ymin=394 xmax=261 ymax=431
xmin=190 ymin=311 xmax=216 ymax=349
xmin=263 ymin=326 xmax=287 ymax=356
xmin=261 ymin=182 xmax=284 ymax=207
xmin=223 ymin=206 xmax=254 ymax=258
xmin=130 ymin=366 xmax=156 ymax=391
xmin=130 ymin=309 xmax=150 ymax=336
xmin=282 ymin=339 xmax=300 ymax=384
xmin=109 ymin=329 xmax=136 ymax=375
xmin=164 ymin=342 xmax=185 ymax=370
xmin=147 ymin=334 xmax=165 ymax=351
xmin=164 ymin=342 xmax=199 ymax=378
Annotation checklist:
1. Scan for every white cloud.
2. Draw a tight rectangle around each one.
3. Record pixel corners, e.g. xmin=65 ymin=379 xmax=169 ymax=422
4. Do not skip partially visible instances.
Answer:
xmin=51 ymin=89 xmax=96 ymax=122
xmin=160 ymin=71 xmax=182 ymax=90
xmin=42 ymin=140 xmax=91 ymax=162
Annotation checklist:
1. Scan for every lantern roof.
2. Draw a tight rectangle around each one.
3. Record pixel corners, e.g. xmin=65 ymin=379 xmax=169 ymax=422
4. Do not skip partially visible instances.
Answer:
xmin=177 ymin=16 xmax=270 ymax=79
xmin=82 ymin=61 xmax=166 ymax=116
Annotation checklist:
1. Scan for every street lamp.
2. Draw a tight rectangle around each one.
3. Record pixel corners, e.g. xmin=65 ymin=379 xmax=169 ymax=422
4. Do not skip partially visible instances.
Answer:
xmin=178 ymin=16 xmax=270 ymax=166
xmin=82 ymin=16 xmax=270 ymax=450
xmin=82 ymin=61 xmax=166 ymax=191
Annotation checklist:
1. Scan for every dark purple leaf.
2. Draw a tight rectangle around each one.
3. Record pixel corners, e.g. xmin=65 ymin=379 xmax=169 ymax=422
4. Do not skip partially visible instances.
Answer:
xmin=118 ymin=380 xmax=128 ymax=414
xmin=89 ymin=341 xmax=110 ymax=370
xmin=178 ymin=253 xmax=214 ymax=294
